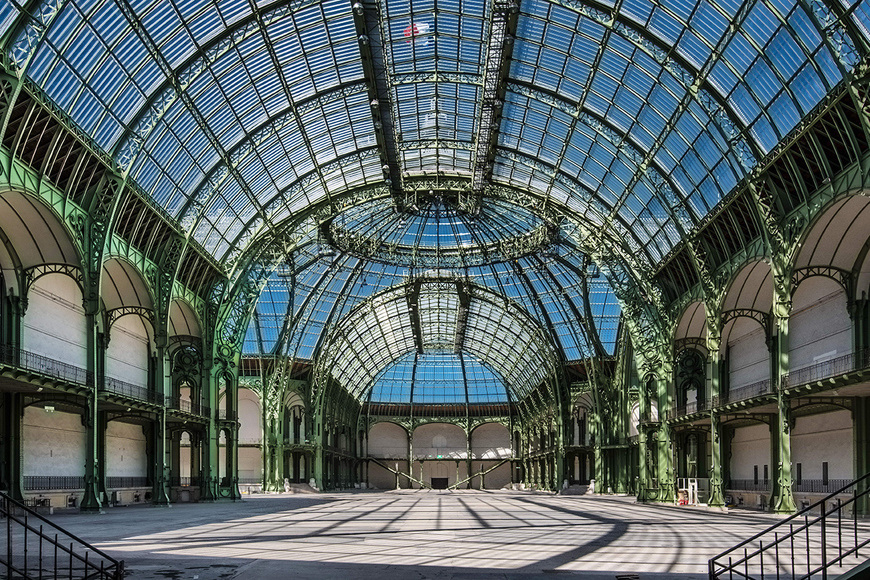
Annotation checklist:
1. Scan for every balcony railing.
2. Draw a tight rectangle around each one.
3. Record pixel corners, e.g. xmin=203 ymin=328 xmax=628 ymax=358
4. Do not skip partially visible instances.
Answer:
xmin=169 ymin=477 xmax=200 ymax=487
xmin=23 ymin=475 xmax=86 ymax=491
xmin=726 ymin=479 xmax=771 ymax=492
xmin=216 ymin=409 xmax=238 ymax=421
xmin=165 ymin=396 xmax=210 ymax=417
xmin=668 ymin=398 xmax=708 ymax=419
xmin=792 ymin=478 xmax=852 ymax=494
xmin=106 ymin=476 xmax=149 ymax=488
xmin=781 ymin=347 xmax=870 ymax=390
xmin=713 ymin=378 xmax=774 ymax=407
xmin=101 ymin=376 xmax=162 ymax=405
xmin=0 ymin=344 xmax=92 ymax=386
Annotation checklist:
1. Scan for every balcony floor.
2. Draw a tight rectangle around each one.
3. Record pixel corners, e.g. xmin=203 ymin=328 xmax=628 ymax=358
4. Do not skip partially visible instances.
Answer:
xmin=9 ymin=490 xmax=832 ymax=579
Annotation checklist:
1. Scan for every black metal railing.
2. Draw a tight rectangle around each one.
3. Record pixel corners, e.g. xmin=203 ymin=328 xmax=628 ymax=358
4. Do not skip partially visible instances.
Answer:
xmin=106 ymin=476 xmax=149 ymax=488
xmin=1 ymin=490 xmax=124 ymax=579
xmin=792 ymin=479 xmax=852 ymax=494
xmin=781 ymin=348 xmax=870 ymax=391
xmin=101 ymin=376 xmax=162 ymax=405
xmin=166 ymin=396 xmax=192 ymax=413
xmin=709 ymin=471 xmax=870 ymax=579
xmin=23 ymin=476 xmax=86 ymax=491
xmin=165 ymin=396 xmax=210 ymax=417
xmin=726 ymin=479 xmax=772 ymax=492
xmin=0 ymin=344 xmax=92 ymax=386
xmin=216 ymin=409 xmax=238 ymax=421
xmin=714 ymin=378 xmax=774 ymax=407
xmin=169 ymin=477 xmax=200 ymax=487
xmin=669 ymin=398 xmax=708 ymax=419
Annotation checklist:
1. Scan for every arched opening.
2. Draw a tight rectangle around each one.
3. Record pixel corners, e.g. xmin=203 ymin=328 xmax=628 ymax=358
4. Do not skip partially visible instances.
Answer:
xmin=412 ymin=423 xmax=467 ymax=489
xmin=470 ymin=423 xmax=511 ymax=489
xmin=674 ymin=348 xmax=707 ymax=413
xmin=101 ymin=258 xmax=154 ymax=396
xmin=789 ymin=276 xmax=851 ymax=372
xmin=367 ymin=422 xmax=409 ymax=489
xmin=22 ymin=273 xmax=88 ymax=369
xmin=237 ymin=388 xmax=262 ymax=486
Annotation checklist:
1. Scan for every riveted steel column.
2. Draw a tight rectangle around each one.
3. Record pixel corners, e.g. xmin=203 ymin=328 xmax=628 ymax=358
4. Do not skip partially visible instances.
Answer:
xmin=772 ymin=279 xmax=796 ymax=514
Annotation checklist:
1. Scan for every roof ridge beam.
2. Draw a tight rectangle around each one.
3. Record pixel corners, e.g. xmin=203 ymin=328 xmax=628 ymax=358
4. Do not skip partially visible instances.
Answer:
xmin=469 ymin=0 xmax=520 ymax=214
xmin=352 ymin=0 xmax=403 ymax=203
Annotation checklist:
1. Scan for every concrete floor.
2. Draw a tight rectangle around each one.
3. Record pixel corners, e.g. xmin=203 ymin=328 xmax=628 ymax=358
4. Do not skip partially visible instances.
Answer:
xmin=23 ymin=489 xmax=806 ymax=579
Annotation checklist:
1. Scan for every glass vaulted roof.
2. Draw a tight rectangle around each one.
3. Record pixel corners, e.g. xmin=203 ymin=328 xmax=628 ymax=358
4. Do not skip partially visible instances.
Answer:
xmin=244 ymin=219 xmax=621 ymax=386
xmin=370 ymin=351 xmax=508 ymax=404
xmin=3 ymin=0 xmax=865 ymax=267
xmin=4 ymin=0 xmax=866 ymax=405
xmin=326 ymin=194 xmax=556 ymax=267
xmin=314 ymin=274 xmax=558 ymax=402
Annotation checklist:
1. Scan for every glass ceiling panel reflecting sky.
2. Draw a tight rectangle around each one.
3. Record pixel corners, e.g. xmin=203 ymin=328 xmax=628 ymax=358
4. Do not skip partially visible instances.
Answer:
xmin=370 ymin=350 xmax=508 ymax=404
xmin=245 ymin=219 xmax=621 ymax=367
xmin=6 ymin=0 xmax=866 ymax=266
xmin=4 ymin=0 xmax=866 ymax=402
xmin=313 ymin=276 xmax=556 ymax=401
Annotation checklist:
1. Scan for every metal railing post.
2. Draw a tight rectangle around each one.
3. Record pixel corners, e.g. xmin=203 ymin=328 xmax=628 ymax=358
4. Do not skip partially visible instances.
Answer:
xmin=820 ymin=500 xmax=827 ymax=580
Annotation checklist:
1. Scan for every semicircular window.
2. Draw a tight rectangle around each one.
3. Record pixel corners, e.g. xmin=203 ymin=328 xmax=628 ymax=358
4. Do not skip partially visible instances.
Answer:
xmin=370 ymin=350 xmax=508 ymax=405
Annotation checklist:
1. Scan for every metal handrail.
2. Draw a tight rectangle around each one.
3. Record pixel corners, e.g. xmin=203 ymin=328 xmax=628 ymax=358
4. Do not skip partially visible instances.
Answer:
xmin=668 ymin=399 xmax=708 ymax=419
xmin=165 ymin=396 xmax=210 ymax=417
xmin=101 ymin=376 xmax=161 ymax=405
xmin=1 ymin=490 xmax=124 ymax=579
xmin=726 ymin=479 xmax=771 ymax=492
xmin=106 ymin=476 xmax=149 ymax=488
xmin=0 ymin=344 xmax=93 ymax=386
xmin=23 ymin=475 xmax=86 ymax=491
xmin=781 ymin=348 xmax=870 ymax=390
xmin=714 ymin=378 xmax=774 ymax=407
xmin=709 ymin=471 xmax=870 ymax=579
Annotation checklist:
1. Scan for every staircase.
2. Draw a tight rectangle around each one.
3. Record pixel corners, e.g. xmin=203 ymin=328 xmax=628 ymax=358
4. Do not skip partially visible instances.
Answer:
xmin=708 ymin=472 xmax=870 ymax=579
xmin=1 ymin=491 xmax=124 ymax=579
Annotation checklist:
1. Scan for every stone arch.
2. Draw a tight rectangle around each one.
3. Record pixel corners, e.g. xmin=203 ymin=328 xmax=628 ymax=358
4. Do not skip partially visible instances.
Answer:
xmin=0 ymin=190 xmax=81 ymax=273
xmin=720 ymin=260 xmax=773 ymax=397
xmin=795 ymin=194 xmax=870 ymax=297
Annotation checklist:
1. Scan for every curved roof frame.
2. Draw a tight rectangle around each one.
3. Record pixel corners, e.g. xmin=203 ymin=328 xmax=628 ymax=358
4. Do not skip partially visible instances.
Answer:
xmin=314 ymin=274 xmax=560 ymax=403
xmin=226 ymin=175 xmax=658 ymax=363
xmin=4 ymin=0 xmax=859 ymax=273
xmin=245 ymin=215 xmax=620 ymax=367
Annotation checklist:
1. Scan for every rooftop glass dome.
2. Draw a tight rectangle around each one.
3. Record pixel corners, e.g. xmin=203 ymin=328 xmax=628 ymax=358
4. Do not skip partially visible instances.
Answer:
xmin=325 ymin=195 xmax=557 ymax=268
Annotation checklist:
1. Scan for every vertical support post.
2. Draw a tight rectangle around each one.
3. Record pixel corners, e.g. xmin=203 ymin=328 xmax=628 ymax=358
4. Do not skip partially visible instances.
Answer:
xmin=151 ymin=408 xmax=171 ymax=505
xmin=708 ymin=327 xmax=725 ymax=508
xmin=79 ymin=316 xmax=102 ymax=513
xmin=657 ymin=370 xmax=675 ymax=503
xmin=853 ymin=397 xmax=870 ymax=515
xmin=0 ymin=393 xmax=24 ymax=501
xmin=465 ymin=426 xmax=472 ymax=489
xmin=170 ymin=430 xmax=181 ymax=492
xmin=200 ymin=367 xmax=220 ymax=502
xmin=96 ymin=411 xmax=108 ymax=505
xmin=151 ymin=340 xmax=171 ymax=506
xmin=772 ymin=282 xmax=796 ymax=514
